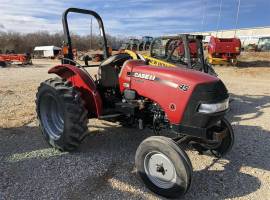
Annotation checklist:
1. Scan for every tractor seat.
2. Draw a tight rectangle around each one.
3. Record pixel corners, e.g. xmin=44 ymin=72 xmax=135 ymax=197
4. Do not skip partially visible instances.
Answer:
xmin=99 ymin=53 xmax=131 ymax=88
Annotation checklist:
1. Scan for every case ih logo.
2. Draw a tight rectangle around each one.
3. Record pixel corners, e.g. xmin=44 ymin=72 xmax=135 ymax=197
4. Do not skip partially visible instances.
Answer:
xmin=132 ymin=72 xmax=156 ymax=81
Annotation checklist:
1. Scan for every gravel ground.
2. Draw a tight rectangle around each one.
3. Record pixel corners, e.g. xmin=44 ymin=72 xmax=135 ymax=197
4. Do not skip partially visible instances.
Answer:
xmin=0 ymin=56 xmax=270 ymax=200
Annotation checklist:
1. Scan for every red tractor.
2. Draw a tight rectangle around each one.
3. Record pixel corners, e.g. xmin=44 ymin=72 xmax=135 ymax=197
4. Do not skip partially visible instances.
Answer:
xmin=207 ymin=36 xmax=241 ymax=65
xmin=36 ymin=8 xmax=234 ymax=198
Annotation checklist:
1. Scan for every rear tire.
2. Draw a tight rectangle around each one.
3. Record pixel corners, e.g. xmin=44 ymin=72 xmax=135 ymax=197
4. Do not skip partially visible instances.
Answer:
xmin=138 ymin=43 xmax=144 ymax=51
xmin=36 ymin=77 xmax=88 ymax=151
xmin=135 ymin=136 xmax=192 ymax=198
xmin=143 ymin=43 xmax=150 ymax=51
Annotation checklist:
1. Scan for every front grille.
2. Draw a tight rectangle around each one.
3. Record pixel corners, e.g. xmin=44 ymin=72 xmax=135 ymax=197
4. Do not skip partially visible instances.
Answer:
xmin=180 ymin=80 xmax=229 ymax=128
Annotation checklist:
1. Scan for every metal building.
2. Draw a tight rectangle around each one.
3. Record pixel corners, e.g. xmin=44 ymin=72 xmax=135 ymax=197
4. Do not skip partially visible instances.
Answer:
xmin=192 ymin=26 xmax=270 ymax=47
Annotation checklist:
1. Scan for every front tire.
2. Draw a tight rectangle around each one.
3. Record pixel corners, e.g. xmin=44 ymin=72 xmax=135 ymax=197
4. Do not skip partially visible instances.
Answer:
xmin=36 ymin=77 xmax=88 ymax=151
xmin=135 ymin=136 xmax=192 ymax=198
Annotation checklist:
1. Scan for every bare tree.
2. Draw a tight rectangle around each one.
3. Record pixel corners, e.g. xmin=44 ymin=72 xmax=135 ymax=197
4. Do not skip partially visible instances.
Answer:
xmin=0 ymin=31 xmax=126 ymax=53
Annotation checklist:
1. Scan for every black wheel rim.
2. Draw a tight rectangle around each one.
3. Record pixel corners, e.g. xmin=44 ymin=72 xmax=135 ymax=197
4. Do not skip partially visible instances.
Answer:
xmin=40 ymin=93 xmax=64 ymax=139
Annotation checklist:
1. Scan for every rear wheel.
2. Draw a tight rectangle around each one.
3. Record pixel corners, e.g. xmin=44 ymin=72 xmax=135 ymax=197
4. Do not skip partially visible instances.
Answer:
xmin=126 ymin=44 xmax=131 ymax=50
xmin=132 ymin=44 xmax=138 ymax=51
xmin=135 ymin=136 xmax=192 ymax=198
xmin=138 ymin=43 xmax=144 ymax=51
xmin=36 ymin=77 xmax=88 ymax=151
xmin=143 ymin=42 xmax=151 ymax=51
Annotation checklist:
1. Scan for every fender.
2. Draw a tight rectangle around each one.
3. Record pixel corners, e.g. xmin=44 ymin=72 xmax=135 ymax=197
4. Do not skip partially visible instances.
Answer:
xmin=48 ymin=64 xmax=102 ymax=117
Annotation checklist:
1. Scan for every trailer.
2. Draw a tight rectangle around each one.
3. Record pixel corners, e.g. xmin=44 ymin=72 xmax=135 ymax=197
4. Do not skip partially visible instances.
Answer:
xmin=33 ymin=46 xmax=61 ymax=58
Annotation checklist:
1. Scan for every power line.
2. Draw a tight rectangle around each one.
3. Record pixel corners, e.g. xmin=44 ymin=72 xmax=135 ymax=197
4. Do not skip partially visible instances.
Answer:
xmin=234 ymin=0 xmax=241 ymax=37
xmin=216 ymin=0 xmax=223 ymax=37
xmin=201 ymin=0 xmax=208 ymax=32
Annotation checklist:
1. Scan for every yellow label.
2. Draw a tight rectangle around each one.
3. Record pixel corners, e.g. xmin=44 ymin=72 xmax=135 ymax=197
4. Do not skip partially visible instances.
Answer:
xmin=142 ymin=55 xmax=176 ymax=67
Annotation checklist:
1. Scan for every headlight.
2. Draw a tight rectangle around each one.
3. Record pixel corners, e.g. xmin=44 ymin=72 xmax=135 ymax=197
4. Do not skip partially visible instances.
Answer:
xmin=198 ymin=98 xmax=229 ymax=114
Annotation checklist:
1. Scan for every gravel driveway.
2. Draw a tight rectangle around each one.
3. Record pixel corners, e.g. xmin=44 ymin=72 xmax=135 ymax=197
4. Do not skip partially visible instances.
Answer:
xmin=0 ymin=58 xmax=270 ymax=199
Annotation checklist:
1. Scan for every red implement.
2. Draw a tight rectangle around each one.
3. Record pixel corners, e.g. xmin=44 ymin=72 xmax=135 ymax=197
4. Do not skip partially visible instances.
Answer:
xmin=0 ymin=54 xmax=31 ymax=65
xmin=208 ymin=36 xmax=241 ymax=65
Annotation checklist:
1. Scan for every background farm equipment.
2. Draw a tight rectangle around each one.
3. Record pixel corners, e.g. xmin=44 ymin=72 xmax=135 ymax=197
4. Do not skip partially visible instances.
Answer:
xmin=138 ymin=36 xmax=153 ymax=51
xmin=126 ymin=38 xmax=140 ymax=51
xmin=36 ymin=8 xmax=234 ymax=198
xmin=257 ymin=37 xmax=270 ymax=52
xmin=141 ymin=35 xmax=217 ymax=75
xmin=207 ymin=36 xmax=241 ymax=65
xmin=0 ymin=53 xmax=32 ymax=66
xmin=244 ymin=43 xmax=257 ymax=52
xmin=120 ymin=42 xmax=129 ymax=50
xmin=121 ymin=36 xmax=153 ymax=51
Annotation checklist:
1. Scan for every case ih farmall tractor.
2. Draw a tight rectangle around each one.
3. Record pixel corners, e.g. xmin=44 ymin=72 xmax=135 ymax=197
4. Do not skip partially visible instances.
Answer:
xmin=36 ymin=8 xmax=234 ymax=198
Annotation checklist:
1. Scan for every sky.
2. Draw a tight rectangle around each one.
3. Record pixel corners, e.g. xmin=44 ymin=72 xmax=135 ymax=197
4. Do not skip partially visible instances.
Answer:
xmin=0 ymin=0 xmax=269 ymax=37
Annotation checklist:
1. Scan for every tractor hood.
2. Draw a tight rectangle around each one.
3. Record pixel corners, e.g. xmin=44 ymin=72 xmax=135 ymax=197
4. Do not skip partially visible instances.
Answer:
xmin=128 ymin=64 xmax=219 ymax=89
xmin=119 ymin=60 xmax=228 ymax=124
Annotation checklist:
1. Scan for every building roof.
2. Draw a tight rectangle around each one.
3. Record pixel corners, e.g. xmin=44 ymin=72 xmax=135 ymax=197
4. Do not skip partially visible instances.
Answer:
xmin=34 ymin=46 xmax=61 ymax=51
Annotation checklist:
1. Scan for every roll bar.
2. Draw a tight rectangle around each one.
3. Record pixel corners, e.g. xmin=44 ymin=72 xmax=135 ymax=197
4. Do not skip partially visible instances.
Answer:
xmin=62 ymin=8 xmax=109 ymax=63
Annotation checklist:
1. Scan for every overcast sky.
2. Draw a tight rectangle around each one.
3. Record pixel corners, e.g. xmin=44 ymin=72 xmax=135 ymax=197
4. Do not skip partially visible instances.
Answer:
xmin=0 ymin=0 xmax=269 ymax=36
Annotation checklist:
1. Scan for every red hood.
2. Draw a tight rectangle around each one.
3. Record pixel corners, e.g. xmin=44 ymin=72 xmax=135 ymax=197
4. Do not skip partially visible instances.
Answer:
xmin=132 ymin=65 xmax=218 ymax=86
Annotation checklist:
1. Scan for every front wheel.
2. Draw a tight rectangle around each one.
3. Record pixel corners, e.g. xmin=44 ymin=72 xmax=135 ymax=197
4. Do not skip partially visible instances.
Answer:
xmin=135 ymin=136 xmax=192 ymax=198
xmin=36 ymin=77 xmax=89 ymax=151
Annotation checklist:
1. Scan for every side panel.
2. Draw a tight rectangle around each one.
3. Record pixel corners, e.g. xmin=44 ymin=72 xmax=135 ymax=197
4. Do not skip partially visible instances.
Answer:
xmin=130 ymin=73 xmax=193 ymax=124
xmin=48 ymin=64 xmax=102 ymax=117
